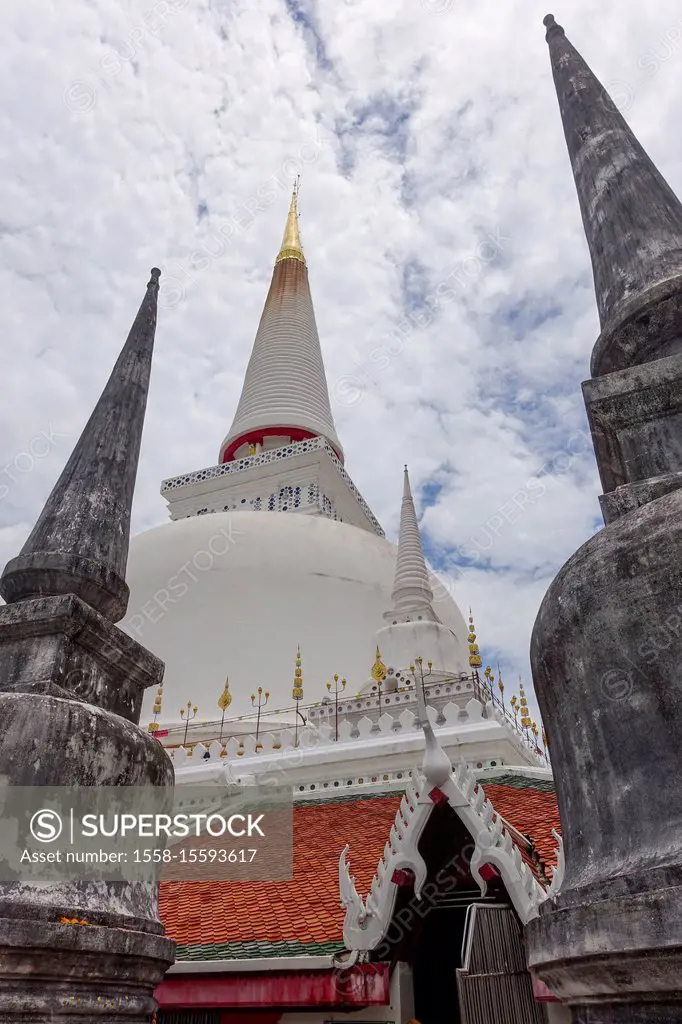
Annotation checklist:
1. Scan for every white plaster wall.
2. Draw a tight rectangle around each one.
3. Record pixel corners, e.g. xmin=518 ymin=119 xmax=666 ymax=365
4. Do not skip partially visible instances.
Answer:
xmin=375 ymin=620 xmax=468 ymax=676
xmin=123 ymin=512 xmax=468 ymax=724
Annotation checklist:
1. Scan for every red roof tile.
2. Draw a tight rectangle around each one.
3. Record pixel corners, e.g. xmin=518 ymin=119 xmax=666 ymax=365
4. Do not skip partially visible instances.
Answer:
xmin=160 ymin=795 xmax=399 ymax=949
xmin=159 ymin=780 xmax=560 ymax=956
xmin=483 ymin=783 xmax=561 ymax=866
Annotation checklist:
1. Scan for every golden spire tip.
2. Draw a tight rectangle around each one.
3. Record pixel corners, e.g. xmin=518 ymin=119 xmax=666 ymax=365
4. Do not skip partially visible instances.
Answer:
xmin=276 ymin=182 xmax=305 ymax=265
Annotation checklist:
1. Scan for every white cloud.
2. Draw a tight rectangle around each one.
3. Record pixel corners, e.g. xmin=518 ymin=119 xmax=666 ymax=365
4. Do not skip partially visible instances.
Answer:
xmin=2 ymin=0 xmax=681 ymax=729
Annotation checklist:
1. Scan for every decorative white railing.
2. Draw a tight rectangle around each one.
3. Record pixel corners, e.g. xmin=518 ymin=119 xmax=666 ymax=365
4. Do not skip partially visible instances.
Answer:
xmin=167 ymin=698 xmax=544 ymax=768
xmin=160 ymin=436 xmax=384 ymax=536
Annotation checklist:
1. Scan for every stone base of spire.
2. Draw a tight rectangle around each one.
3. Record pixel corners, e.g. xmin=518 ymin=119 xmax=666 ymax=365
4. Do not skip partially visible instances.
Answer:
xmin=0 ymin=912 xmax=173 ymax=1022
xmin=0 ymin=593 xmax=163 ymax=724
xmin=584 ymin=351 xmax=682 ymax=524
xmin=526 ymin=870 xmax=682 ymax=1023
xmin=526 ymin=480 xmax=682 ymax=1023
xmin=0 ymin=592 xmax=175 ymax=1019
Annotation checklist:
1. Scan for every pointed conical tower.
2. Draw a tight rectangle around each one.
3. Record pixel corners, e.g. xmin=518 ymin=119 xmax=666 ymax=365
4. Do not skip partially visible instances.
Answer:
xmin=527 ymin=18 xmax=682 ymax=1018
xmin=0 ymin=269 xmax=160 ymax=623
xmin=389 ymin=466 xmax=435 ymax=620
xmin=544 ymin=13 xmax=682 ymax=524
xmin=0 ymin=271 xmax=175 ymax=1020
xmin=160 ymin=194 xmax=383 ymax=535
xmin=219 ymin=186 xmax=343 ymax=464
xmin=545 ymin=13 xmax=682 ymax=378
xmin=363 ymin=466 xmax=467 ymax=691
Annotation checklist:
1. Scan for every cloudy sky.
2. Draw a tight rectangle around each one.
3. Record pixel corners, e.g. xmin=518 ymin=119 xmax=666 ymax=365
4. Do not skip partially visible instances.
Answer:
xmin=2 ymin=0 xmax=682 ymax=721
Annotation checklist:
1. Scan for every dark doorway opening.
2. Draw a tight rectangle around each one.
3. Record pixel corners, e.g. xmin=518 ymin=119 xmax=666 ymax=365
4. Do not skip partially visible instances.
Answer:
xmin=413 ymin=903 xmax=468 ymax=1024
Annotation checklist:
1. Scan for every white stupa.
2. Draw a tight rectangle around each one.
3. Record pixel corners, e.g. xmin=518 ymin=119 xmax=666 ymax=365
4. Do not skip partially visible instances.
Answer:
xmin=122 ymin=189 xmax=469 ymax=727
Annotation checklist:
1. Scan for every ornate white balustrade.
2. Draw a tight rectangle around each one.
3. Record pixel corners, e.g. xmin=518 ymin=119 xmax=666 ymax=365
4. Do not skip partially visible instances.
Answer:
xmin=167 ymin=698 xmax=544 ymax=769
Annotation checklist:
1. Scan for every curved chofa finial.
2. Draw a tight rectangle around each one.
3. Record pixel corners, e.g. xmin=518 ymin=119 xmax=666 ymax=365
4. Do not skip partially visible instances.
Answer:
xmin=414 ymin=660 xmax=452 ymax=787
xmin=545 ymin=13 xmax=682 ymax=376
xmin=0 ymin=268 xmax=162 ymax=622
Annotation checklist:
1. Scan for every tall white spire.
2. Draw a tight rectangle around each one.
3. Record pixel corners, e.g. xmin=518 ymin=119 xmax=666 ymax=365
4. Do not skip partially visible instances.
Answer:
xmin=389 ymin=466 xmax=436 ymax=621
xmin=361 ymin=465 xmax=468 ymax=693
xmin=219 ymin=188 xmax=344 ymax=464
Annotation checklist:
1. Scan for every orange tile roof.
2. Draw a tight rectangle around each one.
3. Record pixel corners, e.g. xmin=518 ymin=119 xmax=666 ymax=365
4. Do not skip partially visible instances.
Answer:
xmin=160 ymin=778 xmax=560 ymax=959
xmin=160 ymin=794 xmax=399 ymax=954
xmin=483 ymin=782 xmax=561 ymax=866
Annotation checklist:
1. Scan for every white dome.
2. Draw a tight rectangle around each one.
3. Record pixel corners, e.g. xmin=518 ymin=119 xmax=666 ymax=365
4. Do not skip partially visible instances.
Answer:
xmin=121 ymin=511 xmax=468 ymax=725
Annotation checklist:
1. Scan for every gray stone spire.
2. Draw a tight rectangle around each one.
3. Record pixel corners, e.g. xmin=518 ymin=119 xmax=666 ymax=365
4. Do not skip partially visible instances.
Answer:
xmin=0 ymin=268 xmax=174 ymax=1020
xmin=544 ymin=13 xmax=682 ymax=377
xmin=0 ymin=269 xmax=161 ymax=623
xmin=526 ymin=18 xmax=682 ymax=1021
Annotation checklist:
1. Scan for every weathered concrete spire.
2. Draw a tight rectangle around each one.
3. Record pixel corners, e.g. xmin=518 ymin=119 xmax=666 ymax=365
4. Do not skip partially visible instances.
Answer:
xmin=219 ymin=197 xmax=344 ymax=464
xmin=526 ymin=17 xmax=682 ymax=1020
xmin=390 ymin=466 xmax=435 ymax=619
xmin=0 ymin=270 xmax=173 ymax=1020
xmin=0 ymin=270 xmax=160 ymax=623
xmin=545 ymin=13 xmax=682 ymax=376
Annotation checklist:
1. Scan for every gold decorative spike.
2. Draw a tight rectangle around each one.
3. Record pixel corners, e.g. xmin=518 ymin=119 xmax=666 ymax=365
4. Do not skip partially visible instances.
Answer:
xmin=248 ymin=443 xmax=257 ymax=456
xmin=371 ymin=646 xmax=387 ymax=683
xmin=467 ymin=609 xmax=482 ymax=667
xmin=275 ymin=181 xmax=305 ymax=265
xmin=519 ymin=681 xmax=531 ymax=728
xmin=218 ymin=677 xmax=232 ymax=712
xmin=292 ymin=644 xmax=304 ymax=701
xmin=148 ymin=680 xmax=164 ymax=733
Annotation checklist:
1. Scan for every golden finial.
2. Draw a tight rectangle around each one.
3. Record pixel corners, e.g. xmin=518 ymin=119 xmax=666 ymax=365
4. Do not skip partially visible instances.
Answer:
xmin=275 ymin=180 xmax=305 ymax=265
xmin=217 ymin=676 xmax=232 ymax=743
xmin=497 ymin=664 xmax=504 ymax=695
xmin=148 ymin=680 xmax=164 ymax=733
xmin=218 ymin=676 xmax=232 ymax=712
xmin=247 ymin=443 xmax=257 ymax=456
xmin=519 ymin=680 xmax=532 ymax=728
xmin=371 ymin=646 xmax=387 ymax=683
xmin=292 ymin=644 xmax=304 ymax=701
xmin=467 ymin=608 xmax=482 ymax=668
